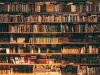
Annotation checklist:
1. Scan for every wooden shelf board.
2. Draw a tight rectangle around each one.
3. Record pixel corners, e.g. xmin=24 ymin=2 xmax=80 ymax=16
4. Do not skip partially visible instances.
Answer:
xmin=0 ymin=0 xmax=98 ymax=2
xmin=0 ymin=74 xmax=97 ymax=75
xmin=62 ymin=32 xmax=88 ymax=33
xmin=0 ymin=22 xmax=31 ymax=23
xmin=2 ymin=73 xmax=62 ymax=75
xmin=0 ymin=43 xmax=61 ymax=44
xmin=1 ymin=73 xmax=98 ymax=75
xmin=0 ymin=53 xmax=62 ymax=55
xmin=62 ymin=53 xmax=100 ymax=55
xmin=0 ymin=53 xmax=100 ymax=55
xmin=0 ymin=63 xmax=61 ymax=65
xmin=62 ymin=42 xmax=88 ymax=44
xmin=62 ymin=74 xmax=95 ymax=75
xmin=0 ymin=32 xmax=100 ymax=34
xmin=0 ymin=22 xmax=61 ymax=23
xmin=1 ymin=42 xmax=100 ymax=44
xmin=0 ymin=32 xmax=62 ymax=34
xmin=62 ymin=64 xmax=100 ymax=65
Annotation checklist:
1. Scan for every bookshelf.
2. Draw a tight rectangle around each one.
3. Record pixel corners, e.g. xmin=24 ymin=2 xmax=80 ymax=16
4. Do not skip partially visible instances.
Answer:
xmin=0 ymin=0 xmax=100 ymax=75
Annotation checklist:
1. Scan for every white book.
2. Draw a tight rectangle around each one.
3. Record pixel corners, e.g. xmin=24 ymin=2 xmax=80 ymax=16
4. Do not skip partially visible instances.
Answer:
xmin=6 ymin=48 xmax=9 ymax=54
xmin=89 ymin=45 xmax=92 ymax=53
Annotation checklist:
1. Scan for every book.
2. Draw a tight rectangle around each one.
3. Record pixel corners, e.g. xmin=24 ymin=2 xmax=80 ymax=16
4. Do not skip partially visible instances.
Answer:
xmin=17 ymin=37 xmax=25 ymax=43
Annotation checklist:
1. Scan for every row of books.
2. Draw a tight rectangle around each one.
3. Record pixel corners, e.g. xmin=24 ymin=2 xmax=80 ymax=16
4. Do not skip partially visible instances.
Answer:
xmin=0 ymin=25 xmax=8 ymax=32
xmin=0 ymin=44 xmax=61 ymax=53
xmin=0 ymin=34 xmax=100 ymax=43
xmin=29 ymin=37 xmax=59 ymax=43
xmin=0 ymin=55 xmax=36 ymax=64
xmin=1 ymin=1 xmax=100 ymax=12
xmin=0 ymin=45 xmax=100 ymax=54
xmin=61 ymin=65 xmax=77 ymax=74
xmin=0 ymin=24 xmax=99 ymax=32
xmin=78 ymin=66 xmax=100 ymax=74
xmin=62 ymin=45 xmax=100 ymax=53
xmin=8 ymin=24 xmax=100 ymax=33
xmin=0 ymin=2 xmax=76 ymax=12
xmin=9 ymin=24 xmax=59 ymax=32
xmin=61 ymin=65 xmax=100 ymax=74
xmin=0 ymin=65 xmax=10 ymax=74
xmin=0 ymin=65 xmax=61 ymax=74
xmin=33 ymin=65 xmax=61 ymax=74
xmin=62 ymin=55 xmax=100 ymax=64
xmin=61 ymin=24 xmax=98 ymax=32
xmin=86 ymin=1 xmax=100 ymax=12
xmin=1 ymin=55 xmax=100 ymax=64
xmin=1 ymin=14 xmax=100 ymax=22
xmin=1 ymin=65 xmax=100 ymax=74
xmin=88 ymin=35 xmax=100 ymax=42
xmin=0 ymin=55 xmax=61 ymax=64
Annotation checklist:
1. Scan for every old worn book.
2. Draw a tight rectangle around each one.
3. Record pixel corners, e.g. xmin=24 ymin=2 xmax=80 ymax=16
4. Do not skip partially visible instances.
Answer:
xmin=17 ymin=37 xmax=25 ymax=43
xmin=96 ymin=24 xmax=100 ymax=32
xmin=71 ymin=5 xmax=76 ymax=12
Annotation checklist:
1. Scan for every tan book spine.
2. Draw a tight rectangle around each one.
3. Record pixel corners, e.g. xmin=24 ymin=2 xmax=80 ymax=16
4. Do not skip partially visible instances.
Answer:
xmin=96 ymin=48 xmax=98 ymax=53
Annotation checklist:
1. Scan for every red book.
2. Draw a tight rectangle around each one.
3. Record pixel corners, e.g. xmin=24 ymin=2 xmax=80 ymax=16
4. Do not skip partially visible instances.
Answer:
xmin=43 ymin=59 xmax=44 ymax=64
xmin=32 ymin=5 xmax=33 ymax=12
xmin=24 ymin=24 xmax=26 ymax=32
xmin=25 ymin=55 xmax=31 ymax=63
xmin=10 ymin=25 xmax=12 ymax=32
xmin=8 ymin=24 xmax=11 ymax=32
xmin=42 ymin=59 xmax=43 ymax=64
xmin=38 ymin=59 xmax=40 ymax=64
xmin=50 ymin=16 xmax=51 ymax=22
xmin=6 ymin=4 xmax=7 ymax=11
xmin=60 ymin=4 xmax=62 ymax=12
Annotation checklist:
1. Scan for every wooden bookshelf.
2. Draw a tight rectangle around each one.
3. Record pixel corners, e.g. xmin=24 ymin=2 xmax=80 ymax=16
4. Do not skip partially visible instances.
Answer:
xmin=0 ymin=0 xmax=100 ymax=75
